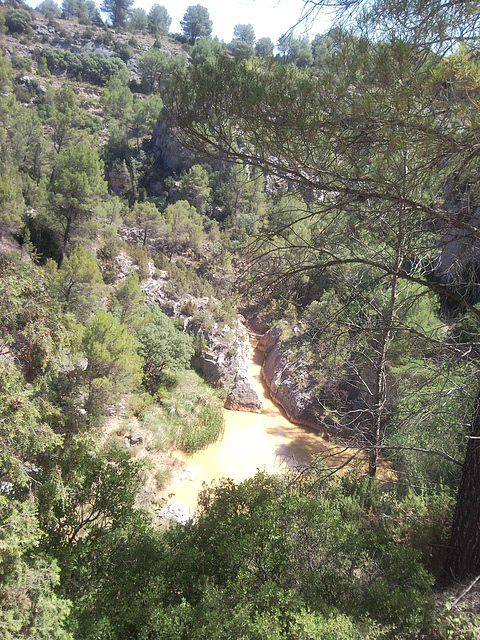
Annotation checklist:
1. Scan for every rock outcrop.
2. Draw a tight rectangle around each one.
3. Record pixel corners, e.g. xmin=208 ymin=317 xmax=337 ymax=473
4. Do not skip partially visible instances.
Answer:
xmin=225 ymin=373 xmax=262 ymax=413
xmin=258 ymin=326 xmax=324 ymax=432
xmin=109 ymin=248 xmax=261 ymax=411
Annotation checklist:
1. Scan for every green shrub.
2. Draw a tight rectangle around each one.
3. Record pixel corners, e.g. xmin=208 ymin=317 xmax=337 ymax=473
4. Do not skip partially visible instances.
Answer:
xmin=38 ymin=47 xmax=127 ymax=86
xmin=5 ymin=9 xmax=32 ymax=34
xmin=153 ymin=251 xmax=169 ymax=270
xmin=125 ymin=243 xmax=150 ymax=280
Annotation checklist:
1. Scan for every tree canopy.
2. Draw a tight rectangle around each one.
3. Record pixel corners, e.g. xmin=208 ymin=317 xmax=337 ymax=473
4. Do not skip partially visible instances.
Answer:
xmin=100 ymin=0 xmax=133 ymax=28
xmin=163 ymin=0 xmax=480 ymax=580
xmin=180 ymin=4 xmax=212 ymax=43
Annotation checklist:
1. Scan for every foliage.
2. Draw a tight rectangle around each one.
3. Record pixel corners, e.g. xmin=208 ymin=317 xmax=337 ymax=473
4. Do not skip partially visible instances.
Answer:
xmin=160 ymin=473 xmax=435 ymax=639
xmin=61 ymin=0 xmax=102 ymax=25
xmin=177 ymin=163 xmax=211 ymax=214
xmin=255 ymin=36 xmax=274 ymax=56
xmin=137 ymin=48 xmax=168 ymax=93
xmin=136 ymin=303 xmax=194 ymax=392
xmin=111 ymin=271 xmax=145 ymax=327
xmin=101 ymin=72 xmax=133 ymax=119
xmin=0 ymin=256 xmax=76 ymax=381
xmin=162 ymin=200 xmax=205 ymax=258
xmin=233 ymin=23 xmax=255 ymax=45
xmin=127 ymin=7 xmax=147 ymax=32
xmin=46 ymin=245 xmax=106 ymax=322
xmin=277 ymin=34 xmax=313 ymax=67
xmin=0 ymin=362 xmax=63 ymax=486
xmin=141 ymin=368 xmax=224 ymax=452
xmin=180 ymin=4 xmax=212 ymax=43
xmin=49 ymin=140 xmax=106 ymax=254
xmin=100 ymin=0 xmax=133 ymax=28
xmin=39 ymin=447 xmax=142 ymax=547
xmin=39 ymin=47 xmax=127 ymax=85
xmin=82 ymin=310 xmax=142 ymax=415
xmin=36 ymin=0 xmax=62 ymax=19
xmin=124 ymin=242 xmax=150 ymax=279
xmin=5 ymin=9 xmax=32 ymax=33
xmin=0 ymin=496 xmax=72 ymax=640
xmin=148 ymin=3 xmax=171 ymax=36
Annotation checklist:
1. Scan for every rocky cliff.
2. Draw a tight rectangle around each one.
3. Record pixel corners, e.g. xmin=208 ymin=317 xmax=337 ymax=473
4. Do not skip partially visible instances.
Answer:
xmin=257 ymin=325 xmax=326 ymax=432
xmin=114 ymin=249 xmax=262 ymax=411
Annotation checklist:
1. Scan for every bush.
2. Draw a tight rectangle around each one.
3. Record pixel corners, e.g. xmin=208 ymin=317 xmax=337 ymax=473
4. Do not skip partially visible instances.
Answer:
xmin=5 ymin=9 xmax=32 ymax=34
xmin=38 ymin=47 xmax=127 ymax=86
xmin=125 ymin=243 xmax=150 ymax=280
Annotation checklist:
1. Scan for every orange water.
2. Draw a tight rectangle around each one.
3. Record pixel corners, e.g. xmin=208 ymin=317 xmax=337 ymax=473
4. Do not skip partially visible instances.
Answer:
xmin=165 ymin=340 xmax=360 ymax=514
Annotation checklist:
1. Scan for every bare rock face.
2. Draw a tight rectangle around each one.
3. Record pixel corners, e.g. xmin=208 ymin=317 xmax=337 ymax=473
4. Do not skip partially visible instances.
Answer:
xmin=259 ymin=326 xmax=324 ymax=432
xmin=151 ymin=116 xmax=195 ymax=174
xmin=225 ymin=373 xmax=262 ymax=413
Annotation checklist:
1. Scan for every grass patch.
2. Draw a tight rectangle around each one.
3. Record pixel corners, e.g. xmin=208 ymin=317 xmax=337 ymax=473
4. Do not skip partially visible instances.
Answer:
xmin=141 ymin=370 xmax=225 ymax=453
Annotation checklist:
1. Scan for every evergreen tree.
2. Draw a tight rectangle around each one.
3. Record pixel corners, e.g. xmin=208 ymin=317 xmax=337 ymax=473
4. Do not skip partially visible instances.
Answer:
xmin=82 ymin=310 xmax=142 ymax=415
xmin=164 ymin=0 xmax=480 ymax=580
xmin=49 ymin=140 xmax=106 ymax=257
xmin=137 ymin=49 xmax=167 ymax=93
xmin=128 ymin=7 xmax=147 ymax=31
xmin=100 ymin=0 xmax=133 ymax=29
xmin=36 ymin=0 xmax=62 ymax=19
xmin=147 ymin=3 xmax=171 ymax=36
xmin=255 ymin=36 xmax=274 ymax=56
xmin=232 ymin=23 xmax=255 ymax=45
xmin=180 ymin=4 xmax=212 ymax=43
xmin=136 ymin=304 xmax=194 ymax=391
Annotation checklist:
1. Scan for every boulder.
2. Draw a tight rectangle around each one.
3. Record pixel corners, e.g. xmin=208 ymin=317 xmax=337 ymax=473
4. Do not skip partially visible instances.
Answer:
xmin=225 ymin=373 xmax=263 ymax=413
xmin=124 ymin=432 xmax=144 ymax=447
xmin=157 ymin=501 xmax=191 ymax=524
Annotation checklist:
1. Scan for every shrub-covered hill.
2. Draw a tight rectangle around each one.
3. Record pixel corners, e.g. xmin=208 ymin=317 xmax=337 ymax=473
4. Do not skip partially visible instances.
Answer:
xmin=1 ymin=1 xmax=480 ymax=637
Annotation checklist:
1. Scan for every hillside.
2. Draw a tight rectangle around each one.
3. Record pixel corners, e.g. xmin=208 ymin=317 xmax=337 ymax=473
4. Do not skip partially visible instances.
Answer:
xmin=2 ymin=1 xmax=480 ymax=638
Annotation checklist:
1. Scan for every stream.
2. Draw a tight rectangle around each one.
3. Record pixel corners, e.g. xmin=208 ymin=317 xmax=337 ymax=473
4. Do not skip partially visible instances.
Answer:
xmin=162 ymin=337 xmax=360 ymax=519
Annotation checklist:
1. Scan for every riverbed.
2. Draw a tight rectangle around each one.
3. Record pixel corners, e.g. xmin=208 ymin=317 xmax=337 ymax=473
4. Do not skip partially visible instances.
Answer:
xmin=162 ymin=338 xmax=362 ymax=517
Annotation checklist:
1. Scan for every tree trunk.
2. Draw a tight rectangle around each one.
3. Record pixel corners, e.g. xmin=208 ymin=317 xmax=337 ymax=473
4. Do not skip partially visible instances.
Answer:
xmin=368 ymin=232 xmax=402 ymax=478
xmin=445 ymin=380 xmax=480 ymax=579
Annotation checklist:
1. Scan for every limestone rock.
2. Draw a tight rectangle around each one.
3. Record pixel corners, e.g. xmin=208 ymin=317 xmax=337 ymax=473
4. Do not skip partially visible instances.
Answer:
xmin=124 ymin=432 xmax=144 ymax=447
xmin=225 ymin=373 xmax=263 ymax=413
xmin=259 ymin=326 xmax=324 ymax=431
xmin=157 ymin=501 xmax=191 ymax=524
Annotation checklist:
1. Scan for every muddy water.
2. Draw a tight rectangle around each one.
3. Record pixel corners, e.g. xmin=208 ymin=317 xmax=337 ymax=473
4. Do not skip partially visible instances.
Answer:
xmin=166 ymin=339 xmax=360 ymax=515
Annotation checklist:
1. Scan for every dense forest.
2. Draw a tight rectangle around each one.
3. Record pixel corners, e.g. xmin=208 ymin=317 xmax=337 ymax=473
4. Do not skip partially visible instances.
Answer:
xmin=2 ymin=0 xmax=480 ymax=637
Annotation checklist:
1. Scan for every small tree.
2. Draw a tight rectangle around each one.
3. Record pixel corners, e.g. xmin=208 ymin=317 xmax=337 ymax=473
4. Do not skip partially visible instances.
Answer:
xmin=128 ymin=201 xmax=164 ymax=246
xmin=277 ymin=34 xmax=313 ymax=67
xmin=232 ymin=23 xmax=255 ymax=45
xmin=147 ymin=4 xmax=171 ymax=36
xmin=112 ymin=271 xmax=145 ymax=327
xmin=49 ymin=141 xmax=106 ymax=258
xmin=255 ymin=37 xmax=274 ymax=57
xmin=163 ymin=200 xmax=204 ymax=258
xmin=136 ymin=304 xmax=194 ymax=391
xmin=180 ymin=5 xmax=212 ymax=44
xmin=82 ymin=310 xmax=142 ymax=415
xmin=137 ymin=49 xmax=167 ymax=93
xmin=100 ymin=0 xmax=133 ymax=29
xmin=48 ymin=245 xmax=106 ymax=323
xmin=178 ymin=164 xmax=211 ymax=214
xmin=5 ymin=9 xmax=32 ymax=34
xmin=128 ymin=7 xmax=147 ymax=31
xmin=127 ymin=95 xmax=163 ymax=149
xmin=36 ymin=0 xmax=62 ymax=19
